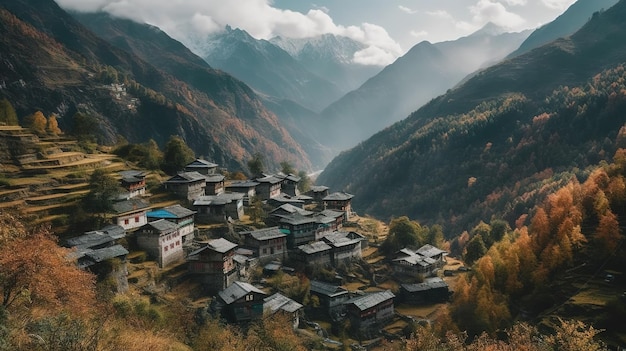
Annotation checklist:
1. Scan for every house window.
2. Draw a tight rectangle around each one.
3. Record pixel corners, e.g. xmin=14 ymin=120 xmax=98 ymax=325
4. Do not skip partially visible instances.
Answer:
xmin=170 ymin=243 xmax=175 ymax=249
xmin=245 ymin=294 xmax=253 ymax=301
xmin=176 ymin=241 xmax=180 ymax=246
xmin=124 ymin=219 xmax=129 ymax=225
xmin=135 ymin=216 xmax=140 ymax=223
xmin=164 ymin=246 xmax=168 ymax=252
xmin=277 ymin=245 xmax=282 ymax=250
xmin=262 ymin=248 xmax=267 ymax=254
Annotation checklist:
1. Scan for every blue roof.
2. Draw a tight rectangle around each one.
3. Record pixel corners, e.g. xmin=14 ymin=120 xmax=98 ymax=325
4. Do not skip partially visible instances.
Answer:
xmin=146 ymin=209 xmax=177 ymax=219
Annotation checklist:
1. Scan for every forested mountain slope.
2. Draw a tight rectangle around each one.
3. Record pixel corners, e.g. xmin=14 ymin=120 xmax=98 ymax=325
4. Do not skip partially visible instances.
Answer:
xmin=317 ymin=0 xmax=626 ymax=236
xmin=0 ymin=0 xmax=311 ymax=171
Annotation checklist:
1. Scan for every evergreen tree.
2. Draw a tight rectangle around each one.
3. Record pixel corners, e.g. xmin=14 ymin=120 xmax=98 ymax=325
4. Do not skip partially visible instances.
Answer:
xmin=162 ymin=135 xmax=195 ymax=174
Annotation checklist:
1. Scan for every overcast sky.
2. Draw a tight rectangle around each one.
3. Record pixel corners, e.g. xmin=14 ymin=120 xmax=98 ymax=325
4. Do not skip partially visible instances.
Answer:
xmin=55 ymin=0 xmax=577 ymax=66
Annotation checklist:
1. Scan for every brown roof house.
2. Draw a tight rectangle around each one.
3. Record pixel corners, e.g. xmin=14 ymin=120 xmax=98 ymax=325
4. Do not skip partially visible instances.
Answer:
xmin=111 ymin=198 xmax=150 ymax=231
xmin=215 ymin=281 xmax=267 ymax=324
xmin=136 ymin=219 xmax=183 ymax=268
xmin=187 ymin=238 xmax=239 ymax=293
xmin=264 ymin=292 xmax=303 ymax=329
xmin=147 ymin=204 xmax=196 ymax=245
xmin=391 ymin=244 xmax=447 ymax=278
xmin=164 ymin=171 xmax=206 ymax=201
xmin=193 ymin=193 xmax=244 ymax=223
xmin=344 ymin=290 xmax=395 ymax=336
xmin=184 ymin=158 xmax=218 ymax=175
xmin=323 ymin=192 xmax=354 ymax=221
xmin=240 ymin=226 xmax=287 ymax=262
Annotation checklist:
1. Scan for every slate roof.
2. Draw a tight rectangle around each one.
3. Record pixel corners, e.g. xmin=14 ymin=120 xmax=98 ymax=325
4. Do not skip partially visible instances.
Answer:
xmin=143 ymin=219 xmax=177 ymax=233
xmin=205 ymin=174 xmax=225 ymax=182
xmin=119 ymin=170 xmax=146 ymax=178
xmin=415 ymin=244 xmax=447 ymax=258
xmin=278 ymin=212 xmax=319 ymax=226
xmin=345 ymin=290 xmax=395 ymax=311
xmin=85 ymin=245 xmax=129 ymax=263
xmin=166 ymin=171 xmax=206 ymax=183
xmin=66 ymin=224 xmax=126 ymax=248
xmin=111 ymin=198 xmax=150 ymax=214
xmin=401 ymin=277 xmax=449 ymax=293
xmin=255 ymin=175 xmax=282 ymax=184
xmin=219 ymin=281 xmax=266 ymax=305
xmin=193 ymin=193 xmax=244 ymax=206
xmin=310 ymin=280 xmax=348 ymax=297
xmin=226 ymin=180 xmax=259 ymax=189
xmin=242 ymin=227 xmax=286 ymax=241
xmin=318 ymin=209 xmax=345 ymax=219
xmin=207 ymin=238 xmax=238 ymax=253
xmin=185 ymin=159 xmax=218 ymax=170
xmin=323 ymin=192 xmax=354 ymax=201
xmin=147 ymin=204 xmax=196 ymax=219
xmin=264 ymin=293 xmax=303 ymax=314
xmin=269 ymin=204 xmax=313 ymax=216
xmin=268 ymin=193 xmax=304 ymax=204
xmin=310 ymin=185 xmax=329 ymax=192
xmin=322 ymin=231 xmax=362 ymax=248
xmin=298 ymin=241 xmax=332 ymax=254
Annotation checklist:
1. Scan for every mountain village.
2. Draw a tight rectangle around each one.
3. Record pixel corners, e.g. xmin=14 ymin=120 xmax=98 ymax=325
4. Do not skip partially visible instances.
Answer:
xmin=0 ymin=124 xmax=460 ymax=347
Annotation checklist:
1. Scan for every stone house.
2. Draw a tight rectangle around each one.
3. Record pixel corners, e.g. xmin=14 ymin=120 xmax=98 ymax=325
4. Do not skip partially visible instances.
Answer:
xmin=193 ymin=193 xmax=244 ymax=223
xmin=399 ymin=277 xmax=450 ymax=305
xmin=255 ymin=174 xmax=282 ymax=200
xmin=65 ymin=224 xmax=128 ymax=270
xmin=323 ymin=192 xmax=354 ymax=221
xmin=263 ymin=292 xmax=303 ymax=329
xmin=118 ymin=170 xmax=147 ymax=199
xmin=277 ymin=173 xmax=301 ymax=197
xmin=215 ymin=281 xmax=266 ymax=324
xmin=111 ymin=198 xmax=150 ymax=231
xmin=295 ymin=241 xmax=332 ymax=266
xmin=306 ymin=185 xmax=329 ymax=204
xmin=146 ymin=204 xmax=196 ymax=244
xmin=266 ymin=193 xmax=305 ymax=209
xmin=224 ymin=180 xmax=258 ymax=205
xmin=322 ymin=231 xmax=365 ymax=266
xmin=277 ymin=212 xmax=335 ymax=248
xmin=187 ymin=238 xmax=238 ymax=293
xmin=309 ymin=280 xmax=350 ymax=317
xmin=344 ymin=290 xmax=395 ymax=334
xmin=205 ymin=174 xmax=225 ymax=195
xmin=164 ymin=171 xmax=206 ymax=201
xmin=239 ymin=226 xmax=287 ymax=262
xmin=184 ymin=158 xmax=218 ymax=175
xmin=391 ymin=244 xmax=447 ymax=278
xmin=136 ymin=219 xmax=183 ymax=268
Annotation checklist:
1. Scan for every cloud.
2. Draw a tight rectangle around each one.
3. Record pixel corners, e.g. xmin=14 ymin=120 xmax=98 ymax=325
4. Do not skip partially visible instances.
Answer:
xmin=410 ymin=30 xmax=428 ymax=38
xmin=353 ymin=46 xmax=398 ymax=66
xmin=504 ymin=0 xmax=527 ymax=5
xmin=469 ymin=0 xmax=525 ymax=29
xmin=540 ymin=0 xmax=576 ymax=10
xmin=54 ymin=0 xmax=402 ymax=66
xmin=426 ymin=10 xmax=453 ymax=20
xmin=398 ymin=5 xmax=417 ymax=14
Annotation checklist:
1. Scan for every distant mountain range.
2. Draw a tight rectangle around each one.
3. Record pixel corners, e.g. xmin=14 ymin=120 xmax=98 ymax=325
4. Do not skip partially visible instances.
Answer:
xmin=316 ymin=24 xmax=532 ymax=152
xmin=0 ymin=0 xmax=311 ymax=171
xmin=317 ymin=0 xmax=626 ymax=235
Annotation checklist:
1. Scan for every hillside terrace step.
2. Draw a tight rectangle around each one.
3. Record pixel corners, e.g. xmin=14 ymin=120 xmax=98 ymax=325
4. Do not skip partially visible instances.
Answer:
xmin=22 ymin=200 xmax=80 ymax=215
xmin=0 ymin=199 xmax=25 ymax=209
xmin=0 ymin=187 xmax=29 ymax=201
xmin=25 ymin=191 xmax=89 ymax=206
xmin=21 ymin=156 xmax=110 ymax=172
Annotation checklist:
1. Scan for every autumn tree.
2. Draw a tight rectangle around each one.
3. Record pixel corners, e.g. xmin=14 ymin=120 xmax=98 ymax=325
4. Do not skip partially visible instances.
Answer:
xmin=595 ymin=211 xmax=622 ymax=254
xmin=46 ymin=114 xmax=62 ymax=135
xmin=23 ymin=110 xmax=47 ymax=135
xmin=464 ymin=234 xmax=487 ymax=265
xmin=0 ymin=98 xmax=18 ymax=125
xmin=0 ymin=227 xmax=96 ymax=313
xmin=161 ymin=135 xmax=195 ymax=174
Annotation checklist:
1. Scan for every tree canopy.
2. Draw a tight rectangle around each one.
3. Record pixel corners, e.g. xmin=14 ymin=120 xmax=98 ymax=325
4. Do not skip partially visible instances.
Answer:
xmin=162 ymin=135 xmax=195 ymax=174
